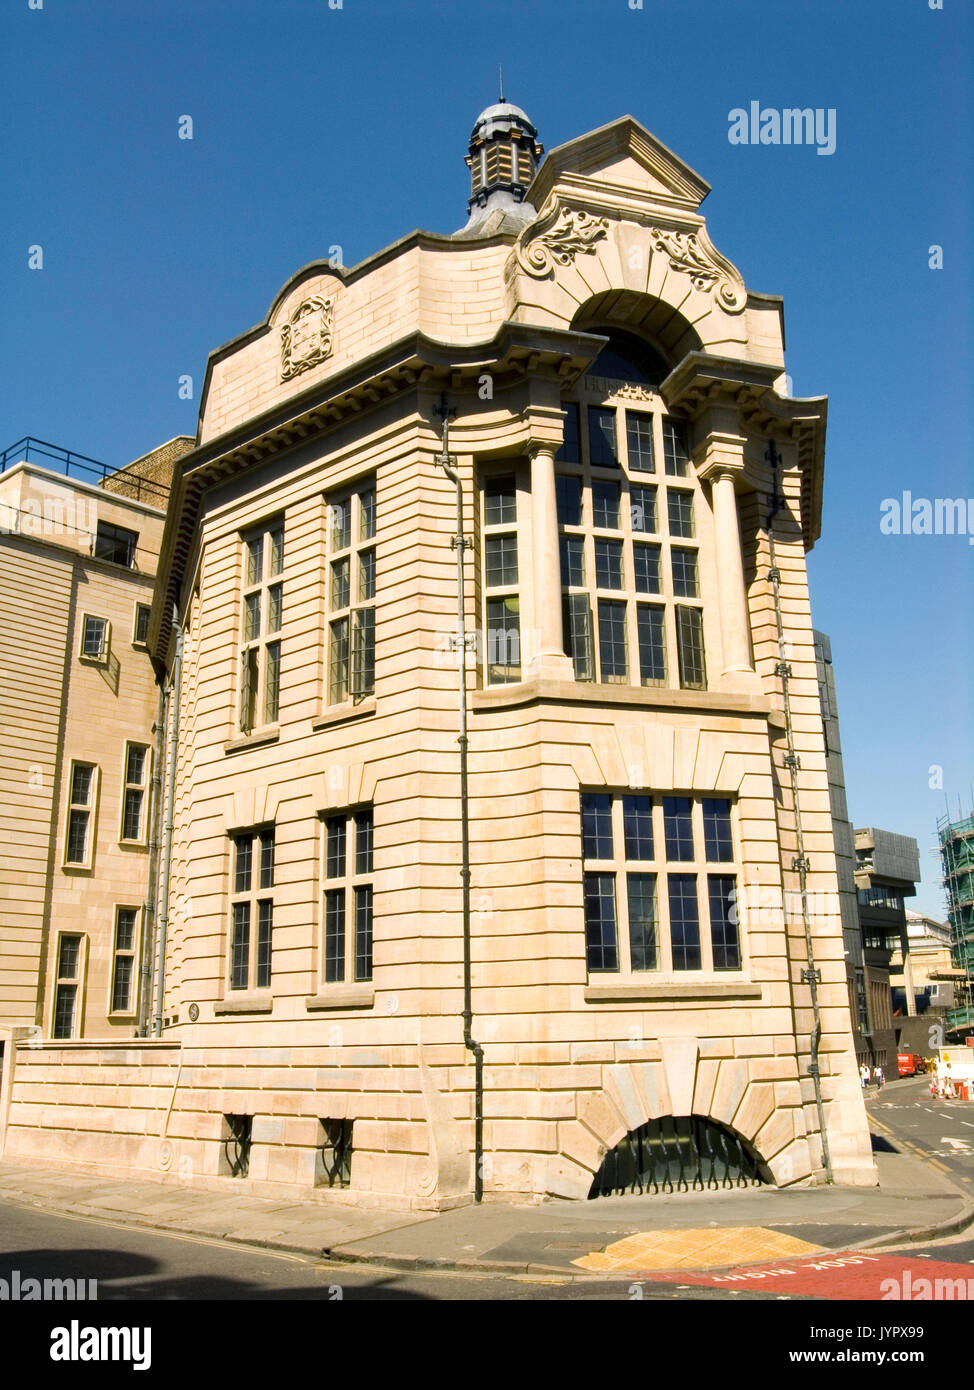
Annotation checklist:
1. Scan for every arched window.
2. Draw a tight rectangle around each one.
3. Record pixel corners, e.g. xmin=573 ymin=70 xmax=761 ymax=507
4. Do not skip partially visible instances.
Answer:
xmin=587 ymin=328 xmax=671 ymax=388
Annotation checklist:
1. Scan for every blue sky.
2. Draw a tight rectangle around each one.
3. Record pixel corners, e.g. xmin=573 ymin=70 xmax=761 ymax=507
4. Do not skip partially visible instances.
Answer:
xmin=2 ymin=0 xmax=970 ymax=914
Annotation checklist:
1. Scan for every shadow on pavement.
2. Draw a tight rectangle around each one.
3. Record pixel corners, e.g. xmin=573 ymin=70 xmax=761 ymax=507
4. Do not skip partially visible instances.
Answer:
xmin=3 ymin=1247 xmax=433 ymax=1300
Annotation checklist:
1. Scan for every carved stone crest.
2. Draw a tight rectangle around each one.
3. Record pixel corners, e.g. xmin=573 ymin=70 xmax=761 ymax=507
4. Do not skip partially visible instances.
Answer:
xmin=650 ymin=228 xmax=746 ymax=313
xmin=281 ymin=296 xmax=334 ymax=380
xmin=516 ymin=208 xmax=609 ymax=279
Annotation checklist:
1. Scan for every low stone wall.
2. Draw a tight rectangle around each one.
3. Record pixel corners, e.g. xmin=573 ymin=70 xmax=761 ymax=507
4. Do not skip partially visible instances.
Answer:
xmin=1 ymin=1040 xmax=182 ymax=1174
xmin=0 ymin=1029 xmax=876 ymax=1205
xmin=0 ymin=1036 xmax=468 ymax=1209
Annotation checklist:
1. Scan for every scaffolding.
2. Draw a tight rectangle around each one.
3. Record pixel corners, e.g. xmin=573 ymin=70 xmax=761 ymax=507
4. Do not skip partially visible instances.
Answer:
xmin=938 ymin=806 xmax=974 ymax=1034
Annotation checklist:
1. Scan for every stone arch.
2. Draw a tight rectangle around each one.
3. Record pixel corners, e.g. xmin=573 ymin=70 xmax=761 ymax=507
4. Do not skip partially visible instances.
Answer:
xmin=547 ymin=1039 xmax=813 ymax=1199
xmin=571 ymin=290 xmax=704 ymax=373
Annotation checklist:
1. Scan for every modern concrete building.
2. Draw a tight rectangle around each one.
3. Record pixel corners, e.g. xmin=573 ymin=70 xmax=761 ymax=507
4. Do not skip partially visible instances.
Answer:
xmin=854 ymin=827 xmax=921 ymax=1069
xmin=814 ymin=631 xmax=869 ymax=1066
xmin=812 ymin=634 xmax=930 ymax=1068
xmin=0 ymin=107 xmax=875 ymax=1201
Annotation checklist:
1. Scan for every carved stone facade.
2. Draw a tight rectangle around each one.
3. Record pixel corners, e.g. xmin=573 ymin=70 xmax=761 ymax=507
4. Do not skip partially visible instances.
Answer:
xmin=650 ymin=227 xmax=747 ymax=312
xmin=516 ymin=207 xmax=610 ymax=277
xmin=1 ymin=114 xmax=875 ymax=1206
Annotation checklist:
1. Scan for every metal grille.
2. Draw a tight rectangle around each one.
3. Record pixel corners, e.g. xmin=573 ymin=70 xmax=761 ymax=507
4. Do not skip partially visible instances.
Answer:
xmin=222 ymin=1114 xmax=252 ymax=1178
xmin=316 ymin=1119 xmax=353 ymax=1188
xmin=588 ymin=1115 xmax=767 ymax=1198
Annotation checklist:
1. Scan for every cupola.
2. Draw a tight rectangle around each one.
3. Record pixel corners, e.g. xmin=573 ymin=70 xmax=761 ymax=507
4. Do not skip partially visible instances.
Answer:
xmin=461 ymin=98 xmax=542 ymax=233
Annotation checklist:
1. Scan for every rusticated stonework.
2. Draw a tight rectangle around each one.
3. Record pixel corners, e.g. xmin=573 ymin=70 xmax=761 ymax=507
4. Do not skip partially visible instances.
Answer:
xmin=516 ymin=207 xmax=609 ymax=278
xmin=281 ymin=296 xmax=334 ymax=380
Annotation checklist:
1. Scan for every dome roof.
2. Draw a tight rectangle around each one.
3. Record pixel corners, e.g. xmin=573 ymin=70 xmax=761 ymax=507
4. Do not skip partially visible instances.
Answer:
xmin=470 ymin=101 xmax=537 ymax=141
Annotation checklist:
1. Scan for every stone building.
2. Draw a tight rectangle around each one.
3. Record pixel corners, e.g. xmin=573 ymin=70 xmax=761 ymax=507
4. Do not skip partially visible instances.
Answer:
xmin=890 ymin=911 xmax=958 ymax=1047
xmin=0 ymin=106 xmax=875 ymax=1201
xmin=0 ymin=439 xmax=192 ymax=1061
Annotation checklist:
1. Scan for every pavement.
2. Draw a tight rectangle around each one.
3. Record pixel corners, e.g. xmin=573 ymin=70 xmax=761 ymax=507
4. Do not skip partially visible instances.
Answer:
xmin=1 ymin=1092 xmax=971 ymax=1280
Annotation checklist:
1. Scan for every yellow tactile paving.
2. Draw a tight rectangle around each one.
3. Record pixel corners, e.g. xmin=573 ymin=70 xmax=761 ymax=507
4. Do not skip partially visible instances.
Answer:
xmin=573 ymin=1226 xmax=824 ymax=1272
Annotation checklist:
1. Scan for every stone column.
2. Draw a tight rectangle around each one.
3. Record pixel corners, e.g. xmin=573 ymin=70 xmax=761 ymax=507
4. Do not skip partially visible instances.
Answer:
xmin=695 ymin=418 xmax=755 ymax=680
xmin=527 ymin=443 xmax=573 ymax=680
xmin=709 ymin=468 xmax=754 ymax=675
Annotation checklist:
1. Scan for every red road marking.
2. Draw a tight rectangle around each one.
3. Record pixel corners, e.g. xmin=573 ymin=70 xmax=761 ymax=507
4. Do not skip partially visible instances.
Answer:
xmin=639 ymin=1252 xmax=974 ymax=1299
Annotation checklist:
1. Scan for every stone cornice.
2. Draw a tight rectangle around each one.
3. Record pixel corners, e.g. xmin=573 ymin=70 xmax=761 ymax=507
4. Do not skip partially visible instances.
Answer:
xmin=149 ymin=324 xmax=608 ymax=666
xmin=661 ymin=353 xmax=827 ymax=549
xmin=471 ymin=678 xmax=775 ymax=719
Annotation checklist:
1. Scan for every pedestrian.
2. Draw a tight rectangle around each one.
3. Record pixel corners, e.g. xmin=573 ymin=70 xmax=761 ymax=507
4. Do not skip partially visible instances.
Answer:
xmin=944 ymin=1062 xmax=954 ymax=1099
xmin=860 ymin=1063 xmax=869 ymax=1089
xmin=873 ymin=1064 xmax=884 ymax=1089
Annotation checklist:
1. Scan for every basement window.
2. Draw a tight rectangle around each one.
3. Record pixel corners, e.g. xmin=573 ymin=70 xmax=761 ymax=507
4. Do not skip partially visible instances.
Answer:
xmin=220 ymin=1114 xmax=253 ymax=1177
xmin=315 ymin=1118 xmax=353 ymax=1188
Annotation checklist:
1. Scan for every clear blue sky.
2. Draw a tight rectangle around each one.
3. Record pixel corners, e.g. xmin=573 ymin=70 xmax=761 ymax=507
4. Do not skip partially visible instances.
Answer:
xmin=2 ymin=0 xmax=971 ymax=915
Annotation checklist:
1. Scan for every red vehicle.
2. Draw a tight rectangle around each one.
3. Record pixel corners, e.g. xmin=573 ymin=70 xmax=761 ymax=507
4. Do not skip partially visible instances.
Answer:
xmin=897 ymin=1053 xmax=925 ymax=1077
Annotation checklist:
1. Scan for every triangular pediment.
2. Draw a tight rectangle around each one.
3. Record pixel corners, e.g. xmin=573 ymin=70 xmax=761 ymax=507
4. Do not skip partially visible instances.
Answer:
xmin=528 ymin=116 xmax=710 ymax=213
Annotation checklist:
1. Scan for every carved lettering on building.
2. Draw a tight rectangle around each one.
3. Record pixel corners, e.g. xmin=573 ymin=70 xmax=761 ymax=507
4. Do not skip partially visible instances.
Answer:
xmin=583 ymin=376 xmax=657 ymax=401
xmin=281 ymin=296 xmax=334 ymax=380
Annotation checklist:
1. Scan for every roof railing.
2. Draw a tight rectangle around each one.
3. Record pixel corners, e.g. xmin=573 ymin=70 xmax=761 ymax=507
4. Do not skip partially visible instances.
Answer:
xmin=0 ymin=436 xmax=169 ymax=507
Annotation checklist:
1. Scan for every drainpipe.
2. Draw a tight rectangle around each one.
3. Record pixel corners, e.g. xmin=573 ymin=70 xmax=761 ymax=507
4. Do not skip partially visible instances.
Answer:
xmin=435 ymin=395 xmax=484 ymax=1202
xmin=138 ymin=681 xmax=167 ymax=1035
xmin=765 ymin=440 xmax=834 ymax=1183
xmin=153 ymin=604 xmax=184 ymax=1039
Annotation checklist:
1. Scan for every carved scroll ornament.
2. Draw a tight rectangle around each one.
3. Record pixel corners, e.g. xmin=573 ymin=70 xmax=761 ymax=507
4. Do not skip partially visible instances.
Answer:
xmin=516 ymin=207 xmax=610 ymax=279
xmin=651 ymin=228 xmax=747 ymax=313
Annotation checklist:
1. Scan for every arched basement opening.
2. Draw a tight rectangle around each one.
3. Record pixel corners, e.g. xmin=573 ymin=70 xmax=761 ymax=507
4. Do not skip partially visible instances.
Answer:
xmin=588 ymin=1114 xmax=772 ymax=1198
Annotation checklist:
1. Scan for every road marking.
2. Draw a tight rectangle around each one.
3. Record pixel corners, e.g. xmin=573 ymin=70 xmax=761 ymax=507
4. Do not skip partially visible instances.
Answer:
xmin=511 ymin=1276 xmax=571 ymax=1285
xmin=641 ymin=1251 xmax=974 ymax=1300
xmin=573 ymin=1227 xmax=823 ymax=1272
